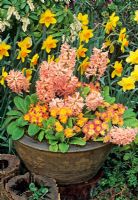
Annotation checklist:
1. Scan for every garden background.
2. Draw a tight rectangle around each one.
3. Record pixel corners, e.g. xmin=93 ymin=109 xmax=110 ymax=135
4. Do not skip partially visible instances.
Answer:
xmin=0 ymin=0 xmax=138 ymax=199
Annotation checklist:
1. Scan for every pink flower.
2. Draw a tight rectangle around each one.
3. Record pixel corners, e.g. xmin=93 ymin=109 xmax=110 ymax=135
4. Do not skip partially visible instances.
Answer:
xmin=86 ymin=91 xmax=103 ymax=111
xmin=6 ymin=70 xmax=30 ymax=94
xmin=49 ymin=98 xmax=65 ymax=109
xmin=105 ymin=127 xmax=137 ymax=146
xmin=85 ymin=48 xmax=109 ymax=80
xmin=36 ymin=79 xmax=55 ymax=103
xmin=65 ymin=92 xmax=84 ymax=115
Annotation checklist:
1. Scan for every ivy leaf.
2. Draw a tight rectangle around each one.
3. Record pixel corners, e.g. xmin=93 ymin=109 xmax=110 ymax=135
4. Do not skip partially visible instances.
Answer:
xmin=14 ymin=96 xmax=27 ymax=114
xmin=70 ymin=137 xmax=86 ymax=146
xmin=7 ymin=122 xmax=24 ymax=140
xmin=28 ymin=124 xmax=40 ymax=136
xmin=59 ymin=143 xmax=69 ymax=153
xmin=49 ymin=144 xmax=58 ymax=152
xmin=38 ymin=131 xmax=45 ymax=142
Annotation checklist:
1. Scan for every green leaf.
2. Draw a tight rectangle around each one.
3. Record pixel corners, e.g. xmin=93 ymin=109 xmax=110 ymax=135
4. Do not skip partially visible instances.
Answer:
xmin=123 ymin=118 xmax=138 ymax=128
xmin=55 ymin=132 xmax=65 ymax=142
xmin=102 ymin=86 xmax=115 ymax=104
xmin=81 ymin=86 xmax=90 ymax=97
xmin=123 ymin=109 xmax=136 ymax=119
xmin=134 ymin=134 xmax=138 ymax=145
xmin=49 ymin=144 xmax=58 ymax=152
xmin=68 ymin=118 xmax=73 ymax=128
xmin=59 ymin=143 xmax=69 ymax=153
xmin=28 ymin=124 xmax=40 ymax=136
xmin=49 ymin=140 xmax=58 ymax=145
xmin=30 ymin=93 xmax=38 ymax=104
xmin=7 ymin=122 xmax=24 ymax=140
xmin=38 ymin=131 xmax=45 ymax=142
xmin=1 ymin=116 xmax=19 ymax=129
xmin=70 ymin=137 xmax=86 ymax=146
xmin=16 ymin=117 xmax=28 ymax=127
xmin=6 ymin=110 xmax=22 ymax=116
xmin=14 ymin=96 xmax=27 ymax=114
xmin=24 ymin=95 xmax=31 ymax=111
xmin=45 ymin=131 xmax=56 ymax=140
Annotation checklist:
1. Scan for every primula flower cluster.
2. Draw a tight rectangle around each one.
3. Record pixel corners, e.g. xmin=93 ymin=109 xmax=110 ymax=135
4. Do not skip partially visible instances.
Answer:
xmin=24 ymin=103 xmax=49 ymax=126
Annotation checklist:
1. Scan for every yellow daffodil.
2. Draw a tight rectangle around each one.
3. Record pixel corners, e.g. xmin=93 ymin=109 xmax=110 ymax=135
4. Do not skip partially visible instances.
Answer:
xmin=77 ymin=13 xmax=89 ymax=26
xmin=17 ymin=48 xmax=31 ymax=63
xmin=30 ymin=53 xmax=39 ymax=67
xmin=17 ymin=37 xmax=32 ymax=49
xmin=104 ymin=38 xmax=114 ymax=53
xmin=39 ymin=9 xmax=57 ymax=28
xmin=121 ymin=38 xmax=129 ymax=53
xmin=118 ymin=28 xmax=126 ymax=43
xmin=111 ymin=61 xmax=123 ymax=78
xmin=48 ymin=55 xmax=55 ymax=63
xmin=126 ymin=49 xmax=138 ymax=65
xmin=78 ymin=57 xmax=90 ymax=75
xmin=131 ymin=65 xmax=138 ymax=81
xmin=0 ymin=67 xmax=8 ymax=86
xmin=22 ymin=68 xmax=32 ymax=81
xmin=105 ymin=12 xmax=119 ymax=34
xmin=0 ymin=42 xmax=11 ymax=60
xmin=42 ymin=36 xmax=58 ymax=53
xmin=77 ymin=45 xmax=88 ymax=59
xmin=79 ymin=27 xmax=93 ymax=43
xmin=118 ymin=77 xmax=135 ymax=91
xmin=134 ymin=10 xmax=138 ymax=23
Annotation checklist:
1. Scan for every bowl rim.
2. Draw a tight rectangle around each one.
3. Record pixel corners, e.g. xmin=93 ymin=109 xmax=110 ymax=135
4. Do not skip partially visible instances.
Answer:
xmin=15 ymin=135 xmax=112 ymax=153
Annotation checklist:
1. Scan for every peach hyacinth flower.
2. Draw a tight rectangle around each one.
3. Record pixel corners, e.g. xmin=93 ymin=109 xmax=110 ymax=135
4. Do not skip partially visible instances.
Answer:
xmin=104 ymin=127 xmax=137 ymax=146
xmin=85 ymin=48 xmax=109 ymax=79
xmin=6 ymin=70 xmax=30 ymax=93
xmin=86 ymin=91 xmax=104 ymax=111
xmin=65 ymin=92 xmax=84 ymax=115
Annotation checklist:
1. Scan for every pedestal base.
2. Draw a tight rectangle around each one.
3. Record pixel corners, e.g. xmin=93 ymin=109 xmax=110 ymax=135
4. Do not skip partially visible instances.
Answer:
xmin=59 ymin=170 xmax=103 ymax=200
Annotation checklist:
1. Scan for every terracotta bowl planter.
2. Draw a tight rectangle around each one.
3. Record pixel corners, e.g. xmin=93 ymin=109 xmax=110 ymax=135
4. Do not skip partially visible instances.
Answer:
xmin=4 ymin=172 xmax=59 ymax=200
xmin=14 ymin=135 xmax=112 ymax=185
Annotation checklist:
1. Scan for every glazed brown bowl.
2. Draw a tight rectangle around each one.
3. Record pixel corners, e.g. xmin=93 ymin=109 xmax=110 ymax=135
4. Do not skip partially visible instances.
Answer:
xmin=14 ymin=135 xmax=112 ymax=185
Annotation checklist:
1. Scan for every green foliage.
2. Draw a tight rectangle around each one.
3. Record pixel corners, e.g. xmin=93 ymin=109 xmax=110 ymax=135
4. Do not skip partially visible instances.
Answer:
xmin=102 ymin=86 xmax=115 ymax=104
xmin=29 ymin=183 xmax=49 ymax=200
xmin=123 ymin=109 xmax=138 ymax=128
xmin=90 ymin=146 xmax=138 ymax=200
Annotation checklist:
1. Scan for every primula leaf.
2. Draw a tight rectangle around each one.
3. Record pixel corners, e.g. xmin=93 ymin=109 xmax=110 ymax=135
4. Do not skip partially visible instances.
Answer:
xmin=102 ymin=86 xmax=115 ymax=104
xmin=59 ymin=143 xmax=69 ymax=153
xmin=38 ymin=131 xmax=45 ymax=142
xmin=49 ymin=140 xmax=58 ymax=145
xmin=134 ymin=134 xmax=138 ymax=145
xmin=28 ymin=124 xmax=40 ymax=136
xmin=70 ymin=137 xmax=86 ymax=146
xmin=30 ymin=93 xmax=38 ymax=104
xmin=16 ymin=116 xmax=28 ymax=127
xmin=49 ymin=144 xmax=58 ymax=152
xmin=45 ymin=131 xmax=56 ymax=140
xmin=6 ymin=110 xmax=22 ymax=116
xmin=2 ymin=116 xmax=19 ymax=129
xmin=123 ymin=109 xmax=136 ymax=119
xmin=67 ymin=118 xmax=73 ymax=128
xmin=55 ymin=132 xmax=65 ymax=142
xmin=7 ymin=122 xmax=24 ymax=140
xmin=14 ymin=96 xmax=27 ymax=114
xmin=123 ymin=118 xmax=138 ymax=128
xmin=24 ymin=95 xmax=31 ymax=111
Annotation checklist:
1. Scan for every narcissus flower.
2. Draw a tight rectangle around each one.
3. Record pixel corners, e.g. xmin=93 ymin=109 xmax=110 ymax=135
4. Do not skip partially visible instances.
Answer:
xmin=118 ymin=76 xmax=135 ymax=91
xmin=42 ymin=36 xmax=58 ymax=53
xmin=79 ymin=27 xmax=93 ymax=43
xmin=22 ymin=68 xmax=32 ymax=81
xmin=126 ymin=49 xmax=138 ymax=65
xmin=78 ymin=57 xmax=90 ymax=75
xmin=120 ymin=38 xmax=129 ymax=53
xmin=0 ymin=42 xmax=11 ymax=60
xmin=77 ymin=45 xmax=87 ymax=59
xmin=105 ymin=12 xmax=119 ymax=34
xmin=17 ymin=37 xmax=32 ymax=49
xmin=118 ymin=28 xmax=126 ymax=43
xmin=103 ymin=38 xmax=114 ymax=53
xmin=134 ymin=10 xmax=138 ymax=23
xmin=17 ymin=48 xmax=31 ymax=63
xmin=77 ymin=13 xmax=89 ymax=26
xmin=39 ymin=9 xmax=57 ymax=28
xmin=30 ymin=53 xmax=39 ymax=67
xmin=0 ymin=67 xmax=8 ymax=86
xmin=111 ymin=61 xmax=123 ymax=78
xmin=131 ymin=65 xmax=138 ymax=81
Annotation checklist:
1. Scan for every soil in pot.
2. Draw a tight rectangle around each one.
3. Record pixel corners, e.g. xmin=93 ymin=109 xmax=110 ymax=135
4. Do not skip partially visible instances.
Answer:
xmin=4 ymin=172 xmax=59 ymax=200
